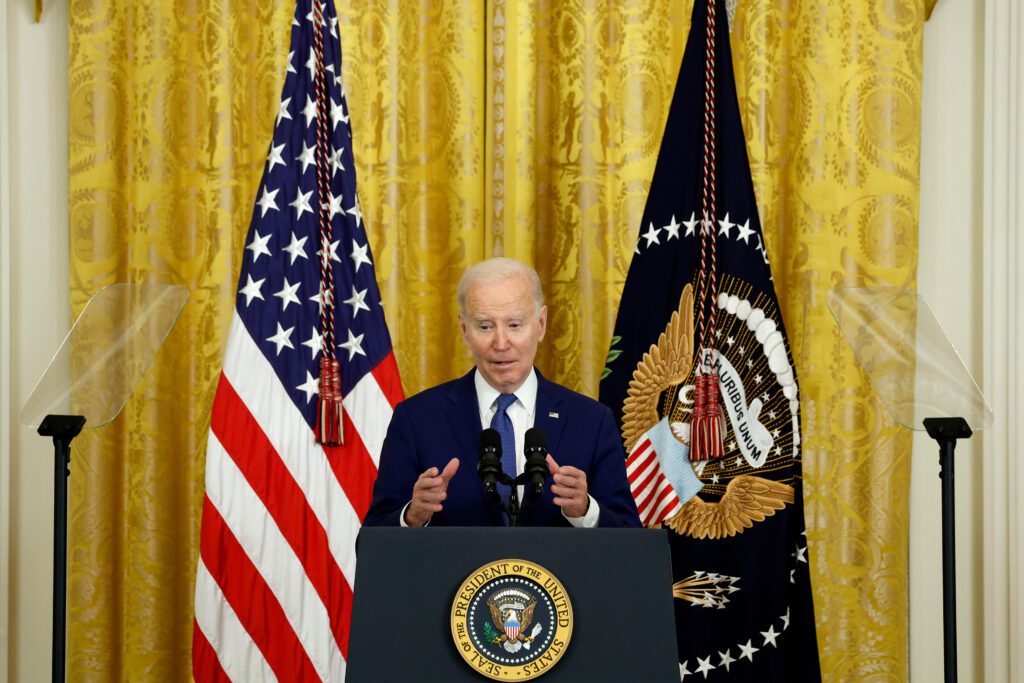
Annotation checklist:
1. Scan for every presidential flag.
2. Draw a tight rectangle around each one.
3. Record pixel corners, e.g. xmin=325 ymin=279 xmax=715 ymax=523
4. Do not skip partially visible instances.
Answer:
xmin=191 ymin=2 xmax=402 ymax=680
xmin=599 ymin=0 xmax=821 ymax=680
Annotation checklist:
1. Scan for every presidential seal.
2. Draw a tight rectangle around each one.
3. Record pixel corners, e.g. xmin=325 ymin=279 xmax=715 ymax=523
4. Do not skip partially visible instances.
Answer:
xmin=450 ymin=560 xmax=573 ymax=681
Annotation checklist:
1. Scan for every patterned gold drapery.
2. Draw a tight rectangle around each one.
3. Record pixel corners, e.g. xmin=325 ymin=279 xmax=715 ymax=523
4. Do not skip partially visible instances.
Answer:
xmin=68 ymin=1 xmax=923 ymax=679
xmin=731 ymin=3 xmax=922 ymax=679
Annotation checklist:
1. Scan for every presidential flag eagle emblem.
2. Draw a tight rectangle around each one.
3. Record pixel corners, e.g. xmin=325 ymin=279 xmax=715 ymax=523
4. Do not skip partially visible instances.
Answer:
xmin=621 ymin=282 xmax=796 ymax=537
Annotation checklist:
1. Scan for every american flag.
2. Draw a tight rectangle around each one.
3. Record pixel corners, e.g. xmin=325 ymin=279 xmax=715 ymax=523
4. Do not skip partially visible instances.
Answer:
xmin=191 ymin=1 xmax=403 ymax=680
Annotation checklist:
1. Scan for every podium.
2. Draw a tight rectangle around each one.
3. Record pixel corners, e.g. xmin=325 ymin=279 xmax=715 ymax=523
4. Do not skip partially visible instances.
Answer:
xmin=348 ymin=527 xmax=679 ymax=682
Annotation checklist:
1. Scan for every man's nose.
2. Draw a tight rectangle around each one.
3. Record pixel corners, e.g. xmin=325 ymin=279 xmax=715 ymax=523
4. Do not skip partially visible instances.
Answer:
xmin=493 ymin=327 xmax=510 ymax=349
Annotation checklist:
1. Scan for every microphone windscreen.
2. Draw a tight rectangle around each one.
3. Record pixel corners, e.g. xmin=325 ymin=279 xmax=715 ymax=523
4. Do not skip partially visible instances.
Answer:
xmin=478 ymin=428 xmax=502 ymax=451
xmin=524 ymin=427 xmax=548 ymax=452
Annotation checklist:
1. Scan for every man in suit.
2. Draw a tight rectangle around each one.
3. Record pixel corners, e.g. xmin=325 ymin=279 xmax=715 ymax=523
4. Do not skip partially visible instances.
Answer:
xmin=363 ymin=258 xmax=640 ymax=528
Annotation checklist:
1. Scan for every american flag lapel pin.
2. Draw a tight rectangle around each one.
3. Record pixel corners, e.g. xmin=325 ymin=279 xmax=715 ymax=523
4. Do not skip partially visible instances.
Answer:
xmin=548 ymin=412 xmax=559 ymax=419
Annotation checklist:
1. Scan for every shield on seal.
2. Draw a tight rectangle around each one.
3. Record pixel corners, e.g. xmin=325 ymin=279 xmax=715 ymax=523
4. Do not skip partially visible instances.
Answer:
xmin=503 ymin=615 xmax=520 ymax=641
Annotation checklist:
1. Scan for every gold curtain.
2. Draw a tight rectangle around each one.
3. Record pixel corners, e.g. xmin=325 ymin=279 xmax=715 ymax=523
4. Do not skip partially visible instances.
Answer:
xmin=491 ymin=1 xmax=693 ymax=391
xmin=730 ymin=2 xmax=922 ymax=679
xmin=68 ymin=0 xmax=923 ymax=679
xmin=67 ymin=2 xmax=296 ymax=678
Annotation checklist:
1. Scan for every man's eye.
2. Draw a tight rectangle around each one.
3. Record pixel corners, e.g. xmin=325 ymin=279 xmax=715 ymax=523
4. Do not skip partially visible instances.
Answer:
xmin=479 ymin=324 xmax=492 ymax=331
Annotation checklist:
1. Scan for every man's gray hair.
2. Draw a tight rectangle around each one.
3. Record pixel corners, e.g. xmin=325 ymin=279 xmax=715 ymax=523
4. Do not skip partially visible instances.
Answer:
xmin=457 ymin=257 xmax=545 ymax=314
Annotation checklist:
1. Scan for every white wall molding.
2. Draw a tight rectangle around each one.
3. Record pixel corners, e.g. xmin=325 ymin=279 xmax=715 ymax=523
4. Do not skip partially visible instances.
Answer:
xmin=0 ymin=1 xmax=13 ymax=681
xmin=982 ymin=0 xmax=1023 ymax=680
xmin=7 ymin=4 xmax=70 ymax=680
xmin=916 ymin=2 xmax=985 ymax=678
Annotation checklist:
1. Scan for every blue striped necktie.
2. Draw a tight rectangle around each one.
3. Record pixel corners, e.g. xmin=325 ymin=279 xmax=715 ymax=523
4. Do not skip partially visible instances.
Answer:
xmin=490 ymin=393 xmax=518 ymax=511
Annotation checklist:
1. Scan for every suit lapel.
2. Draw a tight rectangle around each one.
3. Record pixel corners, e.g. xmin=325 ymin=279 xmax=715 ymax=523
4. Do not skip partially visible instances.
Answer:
xmin=445 ymin=370 xmax=482 ymax=465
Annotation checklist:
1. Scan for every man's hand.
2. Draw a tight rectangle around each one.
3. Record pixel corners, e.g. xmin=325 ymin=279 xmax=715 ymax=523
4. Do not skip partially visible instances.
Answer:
xmin=547 ymin=454 xmax=590 ymax=518
xmin=404 ymin=458 xmax=460 ymax=527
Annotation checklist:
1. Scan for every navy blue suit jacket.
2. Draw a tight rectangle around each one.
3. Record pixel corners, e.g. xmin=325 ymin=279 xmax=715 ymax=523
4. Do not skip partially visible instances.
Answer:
xmin=363 ymin=369 xmax=640 ymax=528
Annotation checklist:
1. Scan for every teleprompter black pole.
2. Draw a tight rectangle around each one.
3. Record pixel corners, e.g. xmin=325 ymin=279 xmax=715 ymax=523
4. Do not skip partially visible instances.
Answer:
xmin=37 ymin=414 xmax=86 ymax=683
xmin=923 ymin=416 xmax=972 ymax=683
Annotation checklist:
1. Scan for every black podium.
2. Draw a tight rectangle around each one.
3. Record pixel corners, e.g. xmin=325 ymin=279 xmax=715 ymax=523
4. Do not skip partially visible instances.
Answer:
xmin=348 ymin=527 xmax=679 ymax=682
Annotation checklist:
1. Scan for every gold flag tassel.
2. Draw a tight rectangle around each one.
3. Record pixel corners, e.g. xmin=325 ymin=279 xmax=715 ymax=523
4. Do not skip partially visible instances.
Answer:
xmin=690 ymin=370 xmax=726 ymax=460
xmin=317 ymin=357 xmax=345 ymax=446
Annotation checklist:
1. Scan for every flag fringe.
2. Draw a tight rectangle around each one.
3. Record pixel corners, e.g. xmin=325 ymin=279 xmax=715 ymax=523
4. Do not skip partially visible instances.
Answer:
xmin=690 ymin=373 xmax=725 ymax=460
xmin=316 ymin=357 xmax=344 ymax=445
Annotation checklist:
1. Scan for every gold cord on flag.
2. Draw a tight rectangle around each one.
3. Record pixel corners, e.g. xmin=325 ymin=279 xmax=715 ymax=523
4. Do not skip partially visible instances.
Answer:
xmin=312 ymin=3 xmax=344 ymax=446
xmin=691 ymin=0 xmax=726 ymax=461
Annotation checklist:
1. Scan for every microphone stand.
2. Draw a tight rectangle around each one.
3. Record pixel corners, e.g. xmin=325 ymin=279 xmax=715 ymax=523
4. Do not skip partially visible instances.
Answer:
xmin=513 ymin=470 xmax=548 ymax=527
xmin=507 ymin=480 xmax=520 ymax=527
xmin=482 ymin=471 xmax=520 ymax=526
xmin=482 ymin=457 xmax=544 ymax=527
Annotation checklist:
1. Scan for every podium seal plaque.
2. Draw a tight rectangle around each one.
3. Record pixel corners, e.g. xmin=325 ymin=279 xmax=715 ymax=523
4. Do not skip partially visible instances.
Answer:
xmin=451 ymin=559 xmax=573 ymax=680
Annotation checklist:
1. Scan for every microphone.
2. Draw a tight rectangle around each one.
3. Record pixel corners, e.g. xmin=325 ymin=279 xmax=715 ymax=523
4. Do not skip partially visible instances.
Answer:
xmin=523 ymin=427 xmax=549 ymax=499
xmin=476 ymin=428 xmax=503 ymax=501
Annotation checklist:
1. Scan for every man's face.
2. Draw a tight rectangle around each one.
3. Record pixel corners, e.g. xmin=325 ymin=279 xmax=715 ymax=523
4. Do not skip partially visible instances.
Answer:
xmin=460 ymin=273 xmax=547 ymax=393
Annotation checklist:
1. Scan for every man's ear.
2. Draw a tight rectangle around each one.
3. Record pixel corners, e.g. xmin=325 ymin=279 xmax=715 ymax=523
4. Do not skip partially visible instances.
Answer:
xmin=537 ymin=305 xmax=548 ymax=341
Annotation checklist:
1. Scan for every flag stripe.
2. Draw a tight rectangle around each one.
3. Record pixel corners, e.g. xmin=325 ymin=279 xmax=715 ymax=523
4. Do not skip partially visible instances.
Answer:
xmin=199 ymin=496 xmax=319 ymax=682
xmin=205 ymin=431 xmax=343 ymax=680
xmin=344 ymin=370 xmax=392 ymax=469
xmin=630 ymin=460 xmax=661 ymax=509
xmin=322 ymin=424 xmax=376 ymax=522
xmin=641 ymin=478 xmax=676 ymax=521
xmin=210 ymin=373 xmax=354 ymax=659
xmin=634 ymin=481 xmax=660 ymax=517
xmin=629 ymin=455 xmax=657 ymax=491
xmin=222 ymin=315 xmax=362 ymax=585
xmin=636 ymin=484 xmax=660 ymax=519
xmin=641 ymin=472 xmax=673 ymax=510
xmin=193 ymin=566 xmax=275 ymax=683
xmin=370 ymin=350 xmax=403 ymax=409
xmin=626 ymin=439 xmax=654 ymax=476
xmin=626 ymin=455 xmax=653 ymax=483
xmin=646 ymin=478 xmax=681 ymax=524
xmin=191 ymin=626 xmax=232 ymax=683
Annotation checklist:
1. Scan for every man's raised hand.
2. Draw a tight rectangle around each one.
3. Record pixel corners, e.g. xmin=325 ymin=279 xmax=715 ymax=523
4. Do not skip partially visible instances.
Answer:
xmin=546 ymin=454 xmax=590 ymax=518
xmin=404 ymin=457 xmax=460 ymax=527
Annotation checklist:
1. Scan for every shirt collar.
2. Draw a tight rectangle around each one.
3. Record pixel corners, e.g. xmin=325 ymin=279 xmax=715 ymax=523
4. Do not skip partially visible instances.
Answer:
xmin=474 ymin=367 xmax=538 ymax=417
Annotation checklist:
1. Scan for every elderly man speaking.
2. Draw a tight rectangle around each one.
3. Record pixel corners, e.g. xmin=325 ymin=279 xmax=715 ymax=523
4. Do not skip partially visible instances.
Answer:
xmin=364 ymin=258 xmax=640 ymax=528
